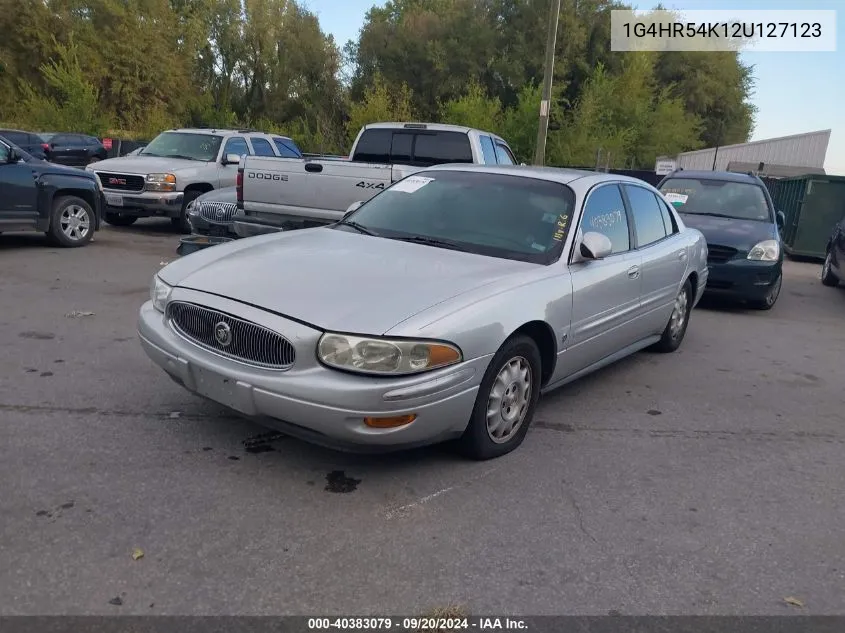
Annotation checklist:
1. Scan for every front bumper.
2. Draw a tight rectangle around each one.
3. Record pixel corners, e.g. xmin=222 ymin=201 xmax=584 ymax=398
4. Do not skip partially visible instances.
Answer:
xmin=232 ymin=212 xmax=285 ymax=239
xmin=704 ymin=259 xmax=782 ymax=301
xmin=137 ymin=290 xmax=486 ymax=452
xmin=103 ymin=190 xmax=184 ymax=218
xmin=186 ymin=210 xmax=237 ymax=238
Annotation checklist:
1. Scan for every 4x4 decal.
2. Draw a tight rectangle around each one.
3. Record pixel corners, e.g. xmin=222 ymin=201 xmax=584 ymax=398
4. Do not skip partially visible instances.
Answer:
xmin=355 ymin=181 xmax=385 ymax=189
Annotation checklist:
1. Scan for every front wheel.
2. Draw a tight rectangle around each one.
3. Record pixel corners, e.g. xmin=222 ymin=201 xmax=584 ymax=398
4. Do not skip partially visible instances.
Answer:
xmin=457 ymin=335 xmax=542 ymax=460
xmin=47 ymin=196 xmax=95 ymax=247
xmin=651 ymin=278 xmax=693 ymax=353
xmin=821 ymin=251 xmax=839 ymax=287
xmin=749 ymin=273 xmax=782 ymax=311
xmin=173 ymin=190 xmax=201 ymax=234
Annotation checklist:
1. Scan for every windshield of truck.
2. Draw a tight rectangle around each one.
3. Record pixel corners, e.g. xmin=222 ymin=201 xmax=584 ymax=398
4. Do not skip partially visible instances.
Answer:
xmin=336 ymin=170 xmax=576 ymax=264
xmin=659 ymin=177 xmax=772 ymax=222
xmin=140 ymin=132 xmax=223 ymax=162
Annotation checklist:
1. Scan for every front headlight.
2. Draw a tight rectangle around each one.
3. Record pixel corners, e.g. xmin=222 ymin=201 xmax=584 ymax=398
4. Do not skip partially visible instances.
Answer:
xmin=146 ymin=173 xmax=177 ymax=192
xmin=150 ymin=275 xmax=172 ymax=312
xmin=317 ymin=333 xmax=462 ymax=375
xmin=747 ymin=239 xmax=780 ymax=261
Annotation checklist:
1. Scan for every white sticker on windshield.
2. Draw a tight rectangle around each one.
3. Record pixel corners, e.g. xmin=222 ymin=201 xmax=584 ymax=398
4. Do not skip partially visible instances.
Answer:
xmin=663 ymin=192 xmax=688 ymax=205
xmin=389 ymin=176 xmax=434 ymax=193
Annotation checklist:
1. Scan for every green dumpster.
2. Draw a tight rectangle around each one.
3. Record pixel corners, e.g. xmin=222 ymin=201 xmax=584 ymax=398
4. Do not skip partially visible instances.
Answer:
xmin=769 ymin=175 xmax=845 ymax=260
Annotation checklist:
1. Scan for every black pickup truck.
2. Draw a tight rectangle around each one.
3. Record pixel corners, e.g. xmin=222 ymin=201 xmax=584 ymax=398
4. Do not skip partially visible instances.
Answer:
xmin=0 ymin=136 xmax=103 ymax=247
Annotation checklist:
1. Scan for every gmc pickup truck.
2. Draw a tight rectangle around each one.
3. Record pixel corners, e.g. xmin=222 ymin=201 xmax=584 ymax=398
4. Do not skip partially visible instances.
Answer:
xmin=233 ymin=122 xmax=517 ymax=237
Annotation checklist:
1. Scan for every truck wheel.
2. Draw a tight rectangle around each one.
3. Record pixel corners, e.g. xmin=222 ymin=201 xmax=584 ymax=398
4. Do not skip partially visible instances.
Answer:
xmin=172 ymin=190 xmax=201 ymax=234
xmin=104 ymin=212 xmax=137 ymax=227
xmin=821 ymin=250 xmax=839 ymax=287
xmin=47 ymin=196 xmax=95 ymax=247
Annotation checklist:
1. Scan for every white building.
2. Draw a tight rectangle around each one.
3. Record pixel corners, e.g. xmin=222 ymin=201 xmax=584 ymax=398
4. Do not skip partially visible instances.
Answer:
xmin=657 ymin=129 xmax=831 ymax=177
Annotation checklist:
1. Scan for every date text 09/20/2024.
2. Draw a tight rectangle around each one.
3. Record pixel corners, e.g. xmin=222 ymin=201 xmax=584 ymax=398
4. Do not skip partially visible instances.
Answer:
xmin=307 ymin=617 xmax=528 ymax=630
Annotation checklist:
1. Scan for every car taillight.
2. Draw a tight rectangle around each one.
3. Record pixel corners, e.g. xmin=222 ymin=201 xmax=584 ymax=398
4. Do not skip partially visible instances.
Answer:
xmin=41 ymin=143 xmax=49 ymax=151
xmin=236 ymin=169 xmax=243 ymax=205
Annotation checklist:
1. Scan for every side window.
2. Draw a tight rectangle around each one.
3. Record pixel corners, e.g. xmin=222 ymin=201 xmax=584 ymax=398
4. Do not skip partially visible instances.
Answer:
xmin=655 ymin=193 xmax=677 ymax=235
xmin=579 ymin=185 xmax=630 ymax=254
xmin=273 ymin=138 xmax=301 ymax=158
xmin=494 ymin=142 xmax=516 ymax=165
xmin=69 ymin=135 xmax=86 ymax=146
xmin=412 ymin=131 xmax=473 ymax=165
xmin=352 ymin=129 xmax=392 ymax=163
xmin=250 ymin=137 xmax=275 ymax=157
xmin=390 ymin=133 xmax=413 ymax=163
xmin=0 ymin=141 xmax=9 ymax=162
xmin=479 ymin=135 xmax=497 ymax=164
xmin=223 ymin=136 xmax=249 ymax=158
xmin=624 ymin=184 xmax=668 ymax=247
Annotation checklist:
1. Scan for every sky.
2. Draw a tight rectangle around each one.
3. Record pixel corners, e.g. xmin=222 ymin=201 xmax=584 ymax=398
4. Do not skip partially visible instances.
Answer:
xmin=301 ymin=0 xmax=845 ymax=175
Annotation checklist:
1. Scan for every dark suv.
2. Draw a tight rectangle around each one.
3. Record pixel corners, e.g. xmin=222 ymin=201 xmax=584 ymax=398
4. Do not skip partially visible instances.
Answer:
xmin=41 ymin=133 xmax=107 ymax=167
xmin=0 ymin=129 xmax=48 ymax=160
xmin=657 ymin=170 xmax=785 ymax=310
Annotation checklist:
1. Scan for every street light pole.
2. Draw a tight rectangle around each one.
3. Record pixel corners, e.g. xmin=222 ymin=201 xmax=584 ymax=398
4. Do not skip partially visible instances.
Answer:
xmin=533 ymin=0 xmax=562 ymax=166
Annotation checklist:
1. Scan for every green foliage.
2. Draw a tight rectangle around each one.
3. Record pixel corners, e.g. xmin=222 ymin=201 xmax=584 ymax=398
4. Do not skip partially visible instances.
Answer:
xmin=346 ymin=73 xmax=414 ymax=143
xmin=439 ymin=82 xmax=502 ymax=133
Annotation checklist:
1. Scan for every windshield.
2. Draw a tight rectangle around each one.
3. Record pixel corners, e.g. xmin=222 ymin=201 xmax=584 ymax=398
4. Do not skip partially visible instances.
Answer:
xmin=659 ymin=177 xmax=772 ymax=222
xmin=336 ymin=170 xmax=576 ymax=264
xmin=140 ymin=132 xmax=223 ymax=161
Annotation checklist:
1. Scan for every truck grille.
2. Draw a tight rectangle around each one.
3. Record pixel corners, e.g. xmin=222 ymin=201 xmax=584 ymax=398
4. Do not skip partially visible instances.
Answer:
xmin=706 ymin=244 xmax=738 ymax=264
xmin=167 ymin=301 xmax=295 ymax=370
xmin=198 ymin=201 xmax=238 ymax=224
xmin=97 ymin=172 xmax=145 ymax=192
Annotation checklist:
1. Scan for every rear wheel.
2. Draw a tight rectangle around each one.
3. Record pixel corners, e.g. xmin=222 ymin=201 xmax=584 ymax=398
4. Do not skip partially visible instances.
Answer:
xmin=651 ymin=279 xmax=692 ymax=353
xmin=46 ymin=196 xmax=95 ymax=247
xmin=457 ymin=335 xmax=541 ymax=460
xmin=172 ymin=190 xmax=202 ymax=234
xmin=104 ymin=212 xmax=137 ymax=227
xmin=821 ymin=250 xmax=839 ymax=287
xmin=749 ymin=273 xmax=782 ymax=310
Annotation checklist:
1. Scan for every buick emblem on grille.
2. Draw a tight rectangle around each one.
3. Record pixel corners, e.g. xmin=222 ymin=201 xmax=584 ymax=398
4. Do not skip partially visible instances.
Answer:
xmin=214 ymin=321 xmax=233 ymax=347
xmin=216 ymin=207 xmax=225 ymax=218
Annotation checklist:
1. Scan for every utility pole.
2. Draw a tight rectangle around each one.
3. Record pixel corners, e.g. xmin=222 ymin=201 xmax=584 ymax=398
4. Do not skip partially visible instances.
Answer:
xmin=533 ymin=0 xmax=562 ymax=166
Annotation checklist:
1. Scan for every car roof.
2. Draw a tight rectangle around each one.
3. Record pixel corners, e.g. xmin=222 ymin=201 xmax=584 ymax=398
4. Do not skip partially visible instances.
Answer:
xmin=661 ymin=170 xmax=765 ymax=184
xmin=420 ymin=163 xmax=658 ymax=188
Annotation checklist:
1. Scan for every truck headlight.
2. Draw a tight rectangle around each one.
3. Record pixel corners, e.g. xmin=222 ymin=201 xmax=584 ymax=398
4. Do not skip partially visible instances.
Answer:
xmin=146 ymin=173 xmax=177 ymax=192
xmin=747 ymin=240 xmax=779 ymax=261
xmin=317 ymin=333 xmax=462 ymax=375
xmin=150 ymin=275 xmax=172 ymax=312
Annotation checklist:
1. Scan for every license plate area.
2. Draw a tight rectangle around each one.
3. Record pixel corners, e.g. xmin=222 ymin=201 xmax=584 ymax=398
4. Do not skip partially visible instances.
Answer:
xmin=192 ymin=365 xmax=246 ymax=413
xmin=105 ymin=193 xmax=123 ymax=207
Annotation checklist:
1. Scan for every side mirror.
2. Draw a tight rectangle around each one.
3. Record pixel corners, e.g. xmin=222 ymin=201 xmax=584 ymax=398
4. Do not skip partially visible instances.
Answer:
xmin=776 ymin=210 xmax=785 ymax=228
xmin=223 ymin=153 xmax=242 ymax=166
xmin=580 ymin=231 xmax=613 ymax=260
xmin=344 ymin=200 xmax=363 ymax=218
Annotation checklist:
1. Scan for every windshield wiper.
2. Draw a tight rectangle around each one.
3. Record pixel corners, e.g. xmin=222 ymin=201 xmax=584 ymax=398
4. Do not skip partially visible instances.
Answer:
xmin=390 ymin=235 xmax=467 ymax=252
xmin=684 ymin=211 xmax=736 ymax=219
xmin=167 ymin=154 xmax=203 ymax=161
xmin=337 ymin=219 xmax=379 ymax=236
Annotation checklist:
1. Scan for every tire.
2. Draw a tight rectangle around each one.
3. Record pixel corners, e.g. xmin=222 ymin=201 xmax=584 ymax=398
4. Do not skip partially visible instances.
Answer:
xmin=46 ymin=196 xmax=95 ymax=248
xmin=821 ymin=250 xmax=840 ymax=287
xmin=749 ymin=272 xmax=782 ymax=311
xmin=457 ymin=335 xmax=542 ymax=460
xmin=651 ymin=278 xmax=693 ymax=353
xmin=104 ymin=212 xmax=138 ymax=227
xmin=172 ymin=190 xmax=202 ymax=234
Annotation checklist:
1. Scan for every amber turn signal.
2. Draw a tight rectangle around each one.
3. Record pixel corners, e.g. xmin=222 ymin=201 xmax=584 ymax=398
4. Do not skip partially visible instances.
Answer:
xmin=364 ymin=414 xmax=417 ymax=428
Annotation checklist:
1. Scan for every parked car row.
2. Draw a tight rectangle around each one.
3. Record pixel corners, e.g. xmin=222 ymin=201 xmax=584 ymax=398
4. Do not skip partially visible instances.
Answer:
xmin=0 ymin=128 xmax=107 ymax=166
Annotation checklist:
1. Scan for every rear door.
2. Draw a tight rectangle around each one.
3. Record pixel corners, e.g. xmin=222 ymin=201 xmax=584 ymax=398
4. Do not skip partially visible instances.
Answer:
xmin=47 ymin=134 xmax=76 ymax=165
xmin=565 ymin=183 xmax=643 ymax=373
xmin=622 ymin=183 xmax=688 ymax=337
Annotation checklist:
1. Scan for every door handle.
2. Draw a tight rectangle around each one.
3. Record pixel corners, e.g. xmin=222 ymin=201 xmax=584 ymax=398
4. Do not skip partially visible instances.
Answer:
xmin=678 ymin=250 xmax=687 ymax=260
xmin=627 ymin=265 xmax=640 ymax=279
xmin=304 ymin=162 xmax=323 ymax=173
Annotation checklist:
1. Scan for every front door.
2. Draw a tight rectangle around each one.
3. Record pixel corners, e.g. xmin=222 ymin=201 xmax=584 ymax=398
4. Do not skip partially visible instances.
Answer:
xmin=0 ymin=141 xmax=39 ymax=223
xmin=564 ymin=183 xmax=643 ymax=374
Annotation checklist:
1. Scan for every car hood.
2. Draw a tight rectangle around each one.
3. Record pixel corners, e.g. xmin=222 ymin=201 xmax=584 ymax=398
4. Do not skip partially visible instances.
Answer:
xmin=195 ymin=186 xmax=237 ymax=204
xmin=678 ymin=213 xmax=777 ymax=250
xmin=90 ymin=155 xmax=209 ymax=174
xmin=36 ymin=160 xmax=97 ymax=180
xmin=165 ymin=228 xmax=536 ymax=334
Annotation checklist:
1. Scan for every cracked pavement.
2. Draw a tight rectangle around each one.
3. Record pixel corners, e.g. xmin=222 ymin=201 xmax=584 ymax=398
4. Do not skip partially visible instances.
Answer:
xmin=1 ymin=221 xmax=844 ymax=615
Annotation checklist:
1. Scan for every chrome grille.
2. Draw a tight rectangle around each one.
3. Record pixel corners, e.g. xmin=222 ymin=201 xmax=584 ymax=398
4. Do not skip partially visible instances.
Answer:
xmin=96 ymin=172 xmax=145 ymax=192
xmin=198 ymin=201 xmax=238 ymax=224
xmin=707 ymin=244 xmax=738 ymax=264
xmin=167 ymin=301 xmax=295 ymax=370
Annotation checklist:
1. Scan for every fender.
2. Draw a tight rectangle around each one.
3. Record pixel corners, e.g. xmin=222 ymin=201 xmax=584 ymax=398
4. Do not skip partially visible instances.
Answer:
xmin=36 ymin=171 xmax=103 ymax=231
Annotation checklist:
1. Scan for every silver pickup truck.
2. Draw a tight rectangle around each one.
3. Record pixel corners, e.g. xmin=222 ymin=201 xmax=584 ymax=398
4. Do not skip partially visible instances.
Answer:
xmin=233 ymin=122 xmax=518 ymax=238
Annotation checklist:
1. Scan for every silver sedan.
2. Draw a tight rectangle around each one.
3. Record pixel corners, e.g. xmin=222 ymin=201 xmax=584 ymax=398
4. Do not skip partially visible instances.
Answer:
xmin=138 ymin=165 xmax=708 ymax=460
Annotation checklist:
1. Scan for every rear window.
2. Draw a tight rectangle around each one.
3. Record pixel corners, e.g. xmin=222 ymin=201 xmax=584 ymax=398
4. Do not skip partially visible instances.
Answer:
xmin=412 ymin=132 xmax=473 ymax=165
xmin=659 ymin=177 xmax=773 ymax=222
xmin=338 ymin=170 xmax=576 ymax=265
xmin=352 ymin=128 xmax=473 ymax=166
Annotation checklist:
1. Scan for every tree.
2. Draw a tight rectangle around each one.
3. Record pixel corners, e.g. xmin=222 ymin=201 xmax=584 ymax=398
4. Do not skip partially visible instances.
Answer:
xmin=346 ymin=73 xmax=414 ymax=142
xmin=439 ymin=82 xmax=502 ymax=132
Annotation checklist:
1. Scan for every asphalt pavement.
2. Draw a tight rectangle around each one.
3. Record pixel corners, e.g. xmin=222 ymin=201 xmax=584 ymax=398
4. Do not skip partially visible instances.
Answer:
xmin=1 ymin=221 xmax=843 ymax=616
